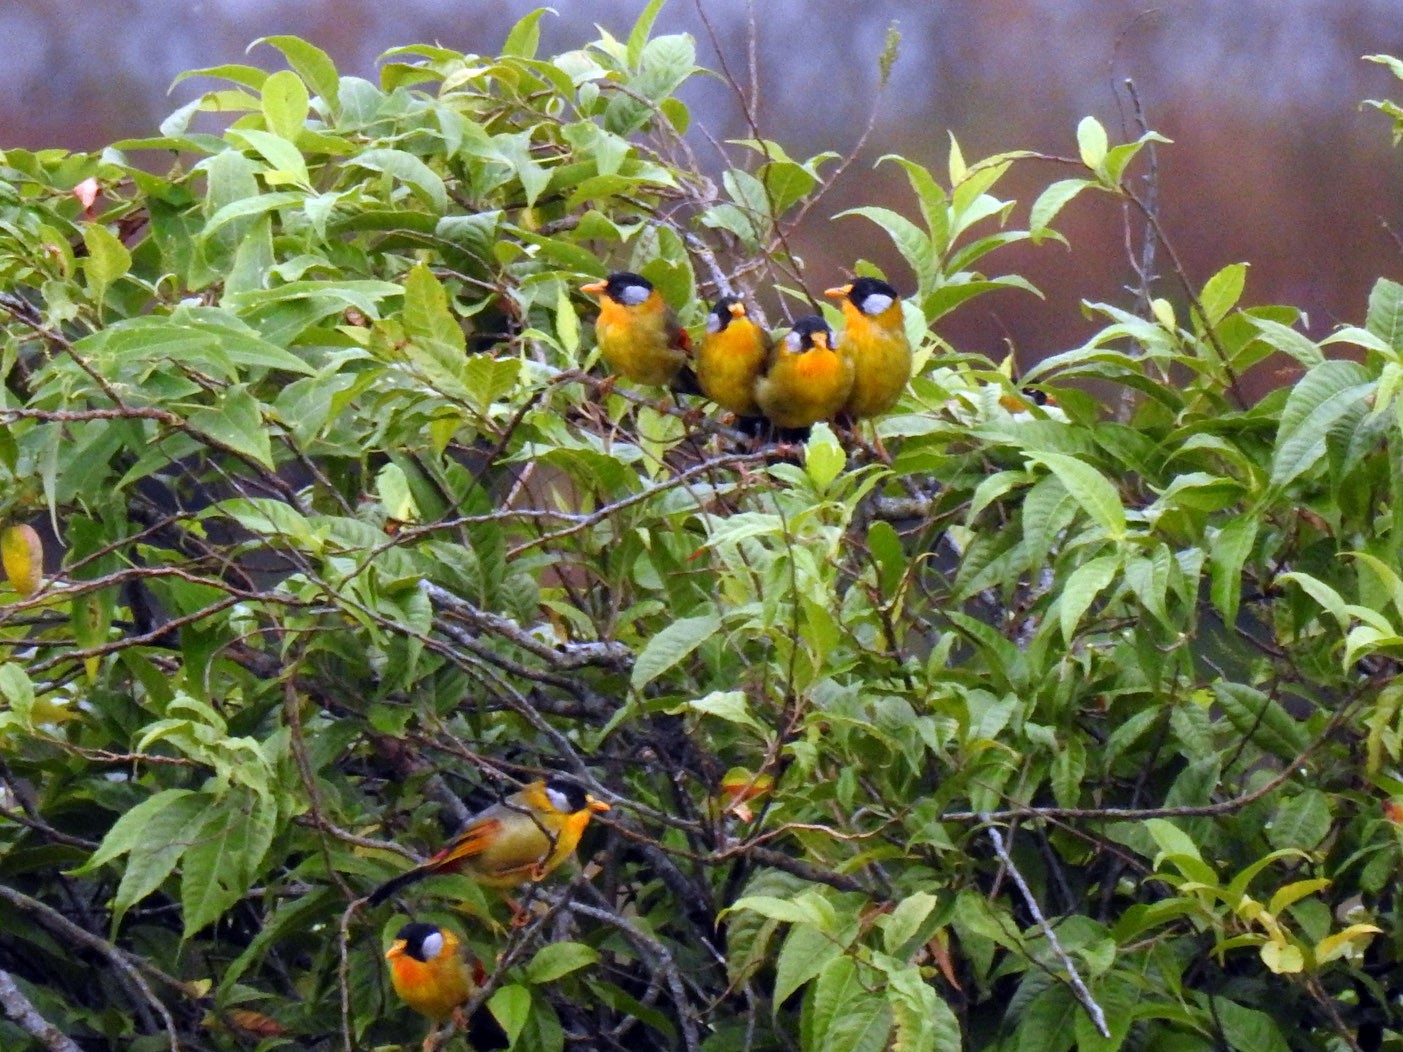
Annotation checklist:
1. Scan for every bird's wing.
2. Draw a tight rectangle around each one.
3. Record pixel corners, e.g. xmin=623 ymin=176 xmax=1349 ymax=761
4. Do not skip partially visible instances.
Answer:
xmin=429 ymin=816 xmax=506 ymax=867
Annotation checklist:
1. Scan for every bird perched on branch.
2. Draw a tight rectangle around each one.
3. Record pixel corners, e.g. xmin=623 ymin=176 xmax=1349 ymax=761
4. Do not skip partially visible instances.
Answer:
xmin=368 ymin=778 xmax=611 ymax=913
xmin=581 ymin=271 xmax=693 ymax=387
xmin=826 ymin=277 xmax=912 ymax=419
xmin=696 ymin=295 xmax=770 ymax=419
xmin=754 ymin=315 xmax=854 ymax=431
xmin=385 ymin=922 xmax=505 ymax=1052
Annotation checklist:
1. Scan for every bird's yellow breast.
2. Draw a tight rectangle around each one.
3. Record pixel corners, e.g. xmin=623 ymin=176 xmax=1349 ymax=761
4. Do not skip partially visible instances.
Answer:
xmin=697 ymin=320 xmax=768 ymax=416
xmin=841 ymin=303 xmax=912 ymax=419
xmin=594 ymin=295 xmax=687 ymax=385
xmin=390 ymin=944 xmax=474 ymax=1023
xmin=755 ymin=348 xmax=854 ymax=430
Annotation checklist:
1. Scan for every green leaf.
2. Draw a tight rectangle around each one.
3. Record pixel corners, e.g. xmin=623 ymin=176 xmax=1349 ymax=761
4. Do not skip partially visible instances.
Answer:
xmin=77 ymin=788 xmax=197 ymax=873
xmin=1014 ymin=984 xmax=1078 ymax=1052
xmin=82 ymin=223 xmax=132 ymax=305
xmin=1144 ymin=818 xmax=1203 ymax=864
xmin=503 ymin=8 xmax=553 ymax=59
xmin=881 ymin=892 xmax=939 ymax=956
xmin=1196 ymin=262 xmax=1248 ymax=330
xmin=1213 ymin=998 xmax=1290 ymax=1052
xmin=727 ymin=893 xmax=837 ymax=930
xmin=260 ymin=69 xmax=309 ymax=141
xmin=688 ymin=690 xmax=768 ymax=736
xmin=630 ymin=611 xmax=719 ymax=689
xmin=1077 ymin=115 xmax=1109 ymax=170
xmin=774 ymin=923 xmax=843 ymax=1008
xmin=345 ymin=149 xmax=447 ymax=213
xmin=526 ymin=942 xmax=599 ymax=984
xmin=186 ymin=385 xmax=275 ymax=468
xmin=1209 ymin=516 xmax=1258 ymax=625
xmin=1268 ymin=789 xmax=1331 ymax=851
xmin=108 ymin=792 xmax=208 ymax=930
xmin=182 ymin=787 xmax=277 ymax=936
xmin=1030 ymin=178 xmax=1093 ymax=240
xmin=1027 ymin=453 xmax=1126 ymax=539
xmin=626 ymin=0 xmax=669 ymax=67
xmin=253 ymin=36 xmax=340 ymax=111
xmin=1367 ymin=276 xmax=1403 ymax=353
xmin=1060 ymin=554 xmax=1120 ymax=642
xmin=804 ymin=423 xmax=846 ymax=491
xmin=811 ymin=956 xmax=892 ymax=1052
xmin=1247 ymin=317 xmax=1325 ymax=368
xmin=1211 ymin=681 xmax=1309 ymax=761
xmin=1269 ymin=360 xmax=1371 ymax=491
xmin=834 ymin=205 xmax=934 ymax=278
xmin=489 ymin=984 xmax=532 ymax=1047
xmin=233 ymin=128 xmax=311 ymax=186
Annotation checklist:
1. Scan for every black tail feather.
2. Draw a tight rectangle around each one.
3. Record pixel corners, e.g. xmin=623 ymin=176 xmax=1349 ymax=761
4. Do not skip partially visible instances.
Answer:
xmin=367 ymin=866 xmax=427 ymax=906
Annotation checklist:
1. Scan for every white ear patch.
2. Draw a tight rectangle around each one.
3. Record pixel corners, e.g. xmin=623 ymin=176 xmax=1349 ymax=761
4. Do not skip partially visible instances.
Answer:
xmin=618 ymin=283 xmax=651 ymax=306
xmin=546 ymin=786 xmax=573 ymax=812
xmin=705 ymin=312 xmax=723 ymax=334
xmin=859 ymin=292 xmax=894 ymax=316
xmin=784 ymin=330 xmax=803 ymax=352
xmin=421 ymin=931 xmax=444 ymax=959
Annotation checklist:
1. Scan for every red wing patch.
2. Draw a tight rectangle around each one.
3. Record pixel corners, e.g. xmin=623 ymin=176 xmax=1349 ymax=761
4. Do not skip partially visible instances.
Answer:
xmin=429 ymin=817 xmax=504 ymax=868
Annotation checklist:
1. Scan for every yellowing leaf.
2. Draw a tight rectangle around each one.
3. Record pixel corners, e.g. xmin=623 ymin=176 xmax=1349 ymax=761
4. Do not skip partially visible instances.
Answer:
xmin=1 ymin=525 xmax=43 ymax=596
xmin=1259 ymin=939 xmax=1304 ymax=974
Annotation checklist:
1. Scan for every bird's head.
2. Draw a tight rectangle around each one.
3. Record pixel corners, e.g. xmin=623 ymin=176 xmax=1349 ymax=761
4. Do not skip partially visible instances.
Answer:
xmin=825 ymin=277 xmax=899 ymax=317
xmin=387 ymin=922 xmax=446 ymax=963
xmin=581 ymin=271 xmax=654 ymax=307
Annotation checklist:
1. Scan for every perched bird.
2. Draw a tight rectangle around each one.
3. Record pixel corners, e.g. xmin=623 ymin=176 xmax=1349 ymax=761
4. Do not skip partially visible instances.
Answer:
xmin=825 ymin=277 xmax=912 ymax=419
xmin=696 ymin=295 xmax=770 ymax=418
xmin=385 ymin=922 xmax=505 ymax=1052
xmin=368 ymin=778 xmax=611 ymax=907
xmin=580 ymin=271 xmax=692 ymax=386
xmin=754 ymin=315 xmax=854 ymax=431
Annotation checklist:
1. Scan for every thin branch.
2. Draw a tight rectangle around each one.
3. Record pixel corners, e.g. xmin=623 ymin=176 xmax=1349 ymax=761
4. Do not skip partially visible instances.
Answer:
xmin=0 ymin=885 xmax=188 ymax=1052
xmin=0 ymin=969 xmax=82 ymax=1052
xmin=983 ymin=821 xmax=1109 ymax=1038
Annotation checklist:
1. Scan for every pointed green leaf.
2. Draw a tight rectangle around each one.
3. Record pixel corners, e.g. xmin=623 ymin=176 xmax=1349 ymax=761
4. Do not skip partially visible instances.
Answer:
xmin=630 ymin=611 xmax=720 ymax=689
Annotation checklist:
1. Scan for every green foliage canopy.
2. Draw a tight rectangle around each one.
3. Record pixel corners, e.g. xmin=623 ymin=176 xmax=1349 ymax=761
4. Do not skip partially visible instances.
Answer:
xmin=4 ymin=9 xmax=1403 ymax=1052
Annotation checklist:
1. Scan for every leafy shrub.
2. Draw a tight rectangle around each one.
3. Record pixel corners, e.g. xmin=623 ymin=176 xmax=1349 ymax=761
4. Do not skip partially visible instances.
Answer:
xmin=3 ymin=8 xmax=1403 ymax=1052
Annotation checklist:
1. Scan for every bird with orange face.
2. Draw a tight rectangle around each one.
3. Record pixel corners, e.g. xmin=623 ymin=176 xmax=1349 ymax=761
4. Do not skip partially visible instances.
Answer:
xmin=753 ymin=315 xmax=854 ymax=431
xmin=580 ymin=272 xmax=692 ymax=386
xmin=825 ymin=277 xmax=912 ymax=420
xmin=384 ymin=921 xmax=505 ymax=1051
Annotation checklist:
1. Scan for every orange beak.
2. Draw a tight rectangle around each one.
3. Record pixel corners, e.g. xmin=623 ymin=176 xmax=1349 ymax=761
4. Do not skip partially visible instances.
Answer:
xmin=824 ymin=284 xmax=853 ymax=299
xmin=581 ymin=280 xmax=607 ymax=295
xmin=728 ymin=301 xmax=747 ymax=318
xmin=811 ymin=332 xmax=831 ymax=351
xmin=587 ymin=796 xmax=611 ymax=813
xmin=385 ymin=940 xmax=406 ymax=961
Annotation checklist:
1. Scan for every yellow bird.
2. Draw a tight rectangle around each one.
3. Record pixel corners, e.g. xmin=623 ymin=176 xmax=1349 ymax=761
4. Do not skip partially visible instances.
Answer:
xmin=696 ymin=295 xmax=770 ymax=418
xmin=580 ymin=271 xmax=692 ymax=385
xmin=825 ymin=277 xmax=912 ymax=419
xmin=385 ymin=922 xmax=505 ymax=1051
xmin=368 ymin=777 xmax=610 ymax=906
xmin=754 ymin=315 xmax=854 ymax=431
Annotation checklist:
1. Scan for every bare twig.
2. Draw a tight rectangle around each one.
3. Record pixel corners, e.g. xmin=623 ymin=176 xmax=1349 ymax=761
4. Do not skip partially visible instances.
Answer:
xmin=982 ymin=821 xmax=1109 ymax=1038
xmin=0 ymin=885 xmax=188 ymax=1052
xmin=0 ymin=969 xmax=82 ymax=1052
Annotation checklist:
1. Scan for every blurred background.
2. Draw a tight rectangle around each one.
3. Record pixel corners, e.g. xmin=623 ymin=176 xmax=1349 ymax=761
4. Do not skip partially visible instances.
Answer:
xmin=5 ymin=0 xmax=1403 ymax=388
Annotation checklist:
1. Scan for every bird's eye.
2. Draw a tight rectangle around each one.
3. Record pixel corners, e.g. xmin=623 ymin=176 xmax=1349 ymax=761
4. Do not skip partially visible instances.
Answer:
xmin=619 ymin=284 xmax=651 ymax=307
xmin=705 ymin=312 xmax=723 ymax=334
xmin=420 ymin=931 xmax=443 ymax=959
xmin=859 ymin=293 xmax=894 ymax=316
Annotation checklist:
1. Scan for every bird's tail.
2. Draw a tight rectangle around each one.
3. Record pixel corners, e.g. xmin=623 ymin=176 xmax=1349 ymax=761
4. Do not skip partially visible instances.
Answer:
xmin=367 ymin=865 xmax=429 ymax=906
